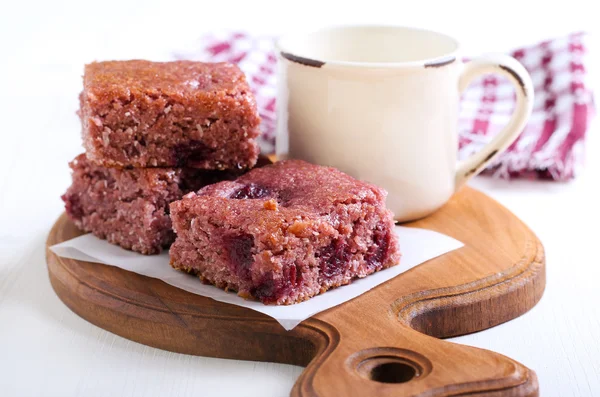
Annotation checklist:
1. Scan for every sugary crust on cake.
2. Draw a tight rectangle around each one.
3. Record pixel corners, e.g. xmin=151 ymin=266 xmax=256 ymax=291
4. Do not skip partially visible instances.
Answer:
xmin=80 ymin=60 xmax=261 ymax=169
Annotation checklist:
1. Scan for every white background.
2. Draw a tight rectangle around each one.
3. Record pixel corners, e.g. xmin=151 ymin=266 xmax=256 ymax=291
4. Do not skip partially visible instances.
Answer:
xmin=1 ymin=0 xmax=599 ymax=396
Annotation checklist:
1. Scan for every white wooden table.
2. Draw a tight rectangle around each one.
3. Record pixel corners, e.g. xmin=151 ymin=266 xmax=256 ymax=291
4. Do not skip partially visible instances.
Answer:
xmin=1 ymin=1 xmax=598 ymax=395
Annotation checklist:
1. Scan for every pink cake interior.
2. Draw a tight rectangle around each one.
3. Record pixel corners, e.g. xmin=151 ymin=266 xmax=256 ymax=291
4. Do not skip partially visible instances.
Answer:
xmin=62 ymin=154 xmax=239 ymax=254
xmin=170 ymin=160 xmax=401 ymax=304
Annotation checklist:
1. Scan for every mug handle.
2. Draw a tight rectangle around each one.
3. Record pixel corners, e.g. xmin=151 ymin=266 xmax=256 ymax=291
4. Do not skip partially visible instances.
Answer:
xmin=455 ymin=54 xmax=534 ymax=189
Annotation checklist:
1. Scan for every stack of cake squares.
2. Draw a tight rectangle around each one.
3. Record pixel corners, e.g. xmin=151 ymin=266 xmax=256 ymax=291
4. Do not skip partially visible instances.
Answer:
xmin=62 ymin=60 xmax=262 ymax=254
xmin=62 ymin=59 xmax=401 ymax=305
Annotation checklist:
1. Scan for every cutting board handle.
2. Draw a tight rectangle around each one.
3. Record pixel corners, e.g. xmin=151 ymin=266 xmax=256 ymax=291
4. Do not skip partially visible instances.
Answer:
xmin=292 ymin=316 xmax=538 ymax=396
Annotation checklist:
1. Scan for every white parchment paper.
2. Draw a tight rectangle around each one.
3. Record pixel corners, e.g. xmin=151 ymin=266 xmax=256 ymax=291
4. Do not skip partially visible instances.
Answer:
xmin=50 ymin=226 xmax=463 ymax=330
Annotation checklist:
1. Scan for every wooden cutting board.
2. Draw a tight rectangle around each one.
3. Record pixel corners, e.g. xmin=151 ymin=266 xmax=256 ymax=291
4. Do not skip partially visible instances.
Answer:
xmin=46 ymin=187 xmax=545 ymax=397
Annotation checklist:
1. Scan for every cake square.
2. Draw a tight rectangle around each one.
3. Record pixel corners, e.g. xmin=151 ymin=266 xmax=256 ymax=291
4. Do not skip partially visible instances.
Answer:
xmin=62 ymin=154 xmax=238 ymax=254
xmin=169 ymin=160 xmax=401 ymax=304
xmin=80 ymin=60 xmax=261 ymax=170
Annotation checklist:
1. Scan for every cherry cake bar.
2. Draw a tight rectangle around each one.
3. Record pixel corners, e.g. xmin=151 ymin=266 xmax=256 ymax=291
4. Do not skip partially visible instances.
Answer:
xmin=169 ymin=160 xmax=401 ymax=305
xmin=62 ymin=154 xmax=239 ymax=254
xmin=80 ymin=60 xmax=261 ymax=170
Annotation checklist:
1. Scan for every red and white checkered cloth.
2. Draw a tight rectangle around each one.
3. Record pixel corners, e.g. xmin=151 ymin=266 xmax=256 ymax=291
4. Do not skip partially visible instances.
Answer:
xmin=175 ymin=32 xmax=594 ymax=180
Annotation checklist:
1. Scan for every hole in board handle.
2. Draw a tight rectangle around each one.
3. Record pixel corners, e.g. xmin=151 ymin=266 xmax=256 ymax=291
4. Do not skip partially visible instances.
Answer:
xmin=348 ymin=347 xmax=432 ymax=385
xmin=369 ymin=361 xmax=417 ymax=384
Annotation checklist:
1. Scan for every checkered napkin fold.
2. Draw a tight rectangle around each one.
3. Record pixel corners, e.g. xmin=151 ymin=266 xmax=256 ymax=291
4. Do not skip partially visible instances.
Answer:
xmin=175 ymin=32 xmax=594 ymax=180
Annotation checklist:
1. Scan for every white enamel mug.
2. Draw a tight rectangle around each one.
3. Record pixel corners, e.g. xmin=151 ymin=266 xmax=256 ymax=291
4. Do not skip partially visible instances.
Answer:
xmin=275 ymin=26 xmax=533 ymax=222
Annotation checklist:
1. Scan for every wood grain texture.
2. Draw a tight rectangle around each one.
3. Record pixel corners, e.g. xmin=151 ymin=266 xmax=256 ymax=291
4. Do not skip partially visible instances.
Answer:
xmin=46 ymin=187 xmax=545 ymax=397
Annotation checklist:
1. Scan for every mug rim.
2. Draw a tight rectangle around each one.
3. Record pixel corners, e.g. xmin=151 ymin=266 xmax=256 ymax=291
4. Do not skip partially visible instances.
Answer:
xmin=275 ymin=24 xmax=461 ymax=69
